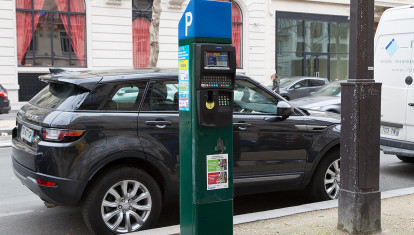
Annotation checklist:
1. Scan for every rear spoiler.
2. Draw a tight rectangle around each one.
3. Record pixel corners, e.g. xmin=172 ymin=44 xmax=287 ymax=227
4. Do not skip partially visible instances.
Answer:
xmin=39 ymin=68 xmax=102 ymax=91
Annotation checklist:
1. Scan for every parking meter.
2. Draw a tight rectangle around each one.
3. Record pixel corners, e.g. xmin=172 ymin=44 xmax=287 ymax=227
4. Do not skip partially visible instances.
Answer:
xmin=178 ymin=1 xmax=235 ymax=234
xmin=195 ymin=44 xmax=236 ymax=127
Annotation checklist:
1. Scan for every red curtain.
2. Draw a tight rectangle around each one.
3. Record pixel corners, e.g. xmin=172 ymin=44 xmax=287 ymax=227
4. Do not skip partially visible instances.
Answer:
xmin=232 ymin=3 xmax=242 ymax=68
xmin=133 ymin=18 xmax=151 ymax=68
xmin=55 ymin=0 xmax=86 ymax=66
xmin=16 ymin=0 xmax=45 ymax=65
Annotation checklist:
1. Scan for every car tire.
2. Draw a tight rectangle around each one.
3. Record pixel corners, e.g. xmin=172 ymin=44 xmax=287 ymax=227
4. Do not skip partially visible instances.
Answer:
xmin=309 ymin=150 xmax=340 ymax=201
xmin=82 ymin=167 xmax=162 ymax=235
xmin=397 ymin=155 xmax=414 ymax=163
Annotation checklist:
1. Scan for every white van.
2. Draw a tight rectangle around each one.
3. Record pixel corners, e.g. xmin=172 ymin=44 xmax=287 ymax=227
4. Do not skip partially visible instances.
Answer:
xmin=374 ymin=5 xmax=414 ymax=163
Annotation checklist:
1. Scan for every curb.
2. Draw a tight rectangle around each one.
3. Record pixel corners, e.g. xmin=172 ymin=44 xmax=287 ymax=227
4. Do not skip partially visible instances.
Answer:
xmin=131 ymin=187 xmax=414 ymax=235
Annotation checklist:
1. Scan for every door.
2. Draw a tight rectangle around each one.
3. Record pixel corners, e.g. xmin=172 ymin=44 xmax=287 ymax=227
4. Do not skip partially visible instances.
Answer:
xmin=233 ymin=79 xmax=310 ymax=183
xmin=305 ymin=53 xmax=328 ymax=78
xmin=288 ymin=79 xmax=311 ymax=99
xmin=375 ymin=33 xmax=414 ymax=141
xmin=138 ymin=79 xmax=180 ymax=178
xmin=404 ymin=36 xmax=414 ymax=141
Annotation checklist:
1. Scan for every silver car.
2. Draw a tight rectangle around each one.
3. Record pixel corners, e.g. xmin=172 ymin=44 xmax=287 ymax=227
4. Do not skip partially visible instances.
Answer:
xmin=276 ymin=77 xmax=329 ymax=100
xmin=290 ymin=81 xmax=342 ymax=114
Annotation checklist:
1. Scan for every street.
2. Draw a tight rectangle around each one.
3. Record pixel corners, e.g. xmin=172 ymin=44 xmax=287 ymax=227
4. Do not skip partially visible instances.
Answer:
xmin=1 ymin=147 xmax=414 ymax=234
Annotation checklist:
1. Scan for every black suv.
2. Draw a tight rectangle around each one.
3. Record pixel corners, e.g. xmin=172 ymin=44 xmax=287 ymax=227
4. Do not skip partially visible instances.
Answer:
xmin=12 ymin=69 xmax=341 ymax=234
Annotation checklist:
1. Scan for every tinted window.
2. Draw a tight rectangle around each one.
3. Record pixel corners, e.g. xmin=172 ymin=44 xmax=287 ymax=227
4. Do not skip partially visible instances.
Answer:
xmin=150 ymin=80 xmax=179 ymax=111
xmin=310 ymin=79 xmax=326 ymax=87
xmin=102 ymin=84 xmax=143 ymax=111
xmin=30 ymin=83 xmax=85 ymax=109
xmin=233 ymin=80 xmax=278 ymax=114
xmin=78 ymin=83 xmax=112 ymax=110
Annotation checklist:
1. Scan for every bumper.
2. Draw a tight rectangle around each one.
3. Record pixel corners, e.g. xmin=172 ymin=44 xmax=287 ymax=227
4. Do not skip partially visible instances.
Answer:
xmin=380 ymin=137 xmax=414 ymax=157
xmin=12 ymin=157 xmax=88 ymax=206
xmin=0 ymin=106 xmax=10 ymax=113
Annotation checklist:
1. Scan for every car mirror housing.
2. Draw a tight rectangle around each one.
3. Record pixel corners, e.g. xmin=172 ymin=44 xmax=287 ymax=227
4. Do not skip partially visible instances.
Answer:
xmin=277 ymin=101 xmax=293 ymax=118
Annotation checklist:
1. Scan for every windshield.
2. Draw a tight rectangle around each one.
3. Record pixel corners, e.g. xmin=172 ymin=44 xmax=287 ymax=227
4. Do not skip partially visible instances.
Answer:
xmin=312 ymin=82 xmax=341 ymax=97
xmin=30 ymin=83 xmax=86 ymax=110
xmin=279 ymin=78 xmax=298 ymax=88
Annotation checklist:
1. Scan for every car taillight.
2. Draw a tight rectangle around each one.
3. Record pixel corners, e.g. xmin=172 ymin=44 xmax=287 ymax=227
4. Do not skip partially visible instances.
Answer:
xmin=37 ymin=179 xmax=56 ymax=187
xmin=43 ymin=128 xmax=84 ymax=142
xmin=0 ymin=92 xmax=8 ymax=98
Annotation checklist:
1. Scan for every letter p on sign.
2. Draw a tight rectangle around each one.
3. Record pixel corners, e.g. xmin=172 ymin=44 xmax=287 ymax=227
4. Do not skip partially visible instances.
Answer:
xmin=185 ymin=12 xmax=193 ymax=37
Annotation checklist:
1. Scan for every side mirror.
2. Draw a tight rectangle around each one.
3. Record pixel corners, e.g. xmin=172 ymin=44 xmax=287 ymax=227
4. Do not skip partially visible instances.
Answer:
xmin=294 ymin=84 xmax=301 ymax=89
xmin=277 ymin=101 xmax=293 ymax=118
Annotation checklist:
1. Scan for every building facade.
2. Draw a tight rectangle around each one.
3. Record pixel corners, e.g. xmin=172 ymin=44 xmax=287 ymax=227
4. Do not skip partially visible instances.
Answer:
xmin=0 ymin=0 xmax=411 ymax=105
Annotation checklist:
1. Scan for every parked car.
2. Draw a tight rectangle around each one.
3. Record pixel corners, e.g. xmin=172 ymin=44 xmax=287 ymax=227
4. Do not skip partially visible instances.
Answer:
xmin=290 ymin=81 xmax=342 ymax=114
xmin=12 ymin=69 xmax=341 ymax=234
xmin=0 ymin=84 xmax=10 ymax=114
xmin=273 ymin=76 xmax=329 ymax=100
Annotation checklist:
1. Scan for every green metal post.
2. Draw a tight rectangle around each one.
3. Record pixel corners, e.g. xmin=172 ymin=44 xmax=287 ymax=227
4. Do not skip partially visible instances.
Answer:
xmin=178 ymin=1 xmax=234 ymax=234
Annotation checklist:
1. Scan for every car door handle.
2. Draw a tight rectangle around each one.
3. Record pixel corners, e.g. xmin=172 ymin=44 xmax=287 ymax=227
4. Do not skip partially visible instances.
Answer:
xmin=409 ymin=103 xmax=414 ymax=107
xmin=233 ymin=122 xmax=251 ymax=130
xmin=145 ymin=121 xmax=172 ymax=128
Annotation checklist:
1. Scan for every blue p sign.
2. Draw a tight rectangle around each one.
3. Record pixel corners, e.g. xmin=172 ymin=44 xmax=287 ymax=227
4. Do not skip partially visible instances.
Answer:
xmin=185 ymin=12 xmax=193 ymax=37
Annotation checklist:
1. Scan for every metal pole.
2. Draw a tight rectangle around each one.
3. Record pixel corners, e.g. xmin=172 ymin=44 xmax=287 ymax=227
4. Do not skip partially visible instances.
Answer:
xmin=338 ymin=0 xmax=382 ymax=233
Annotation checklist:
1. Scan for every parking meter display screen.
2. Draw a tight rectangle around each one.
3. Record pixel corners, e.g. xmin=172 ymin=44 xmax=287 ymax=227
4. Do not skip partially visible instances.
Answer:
xmin=205 ymin=52 xmax=229 ymax=69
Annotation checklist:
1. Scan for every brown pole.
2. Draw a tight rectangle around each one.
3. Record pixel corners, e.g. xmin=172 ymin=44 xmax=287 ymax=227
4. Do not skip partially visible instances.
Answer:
xmin=337 ymin=0 xmax=382 ymax=233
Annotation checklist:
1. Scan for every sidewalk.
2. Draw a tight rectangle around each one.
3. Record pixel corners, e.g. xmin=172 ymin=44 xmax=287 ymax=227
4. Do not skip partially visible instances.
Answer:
xmin=134 ymin=187 xmax=414 ymax=235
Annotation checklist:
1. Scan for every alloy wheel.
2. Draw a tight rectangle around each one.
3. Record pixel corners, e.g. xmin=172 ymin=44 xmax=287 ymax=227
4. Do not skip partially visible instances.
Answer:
xmin=101 ymin=180 xmax=152 ymax=233
xmin=324 ymin=159 xmax=340 ymax=199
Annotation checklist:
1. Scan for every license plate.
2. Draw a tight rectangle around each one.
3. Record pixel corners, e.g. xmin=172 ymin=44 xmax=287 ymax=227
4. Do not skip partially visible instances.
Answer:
xmin=21 ymin=125 xmax=34 ymax=143
xmin=380 ymin=125 xmax=400 ymax=137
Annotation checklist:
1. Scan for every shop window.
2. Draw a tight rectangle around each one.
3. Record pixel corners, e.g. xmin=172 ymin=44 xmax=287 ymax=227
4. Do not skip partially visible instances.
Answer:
xmin=16 ymin=0 xmax=86 ymax=67
xmin=132 ymin=0 xmax=153 ymax=68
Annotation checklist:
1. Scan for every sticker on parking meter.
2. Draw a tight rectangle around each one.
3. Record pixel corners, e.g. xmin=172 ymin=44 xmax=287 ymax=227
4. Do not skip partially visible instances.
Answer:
xmin=207 ymin=154 xmax=228 ymax=190
xmin=178 ymin=45 xmax=190 ymax=111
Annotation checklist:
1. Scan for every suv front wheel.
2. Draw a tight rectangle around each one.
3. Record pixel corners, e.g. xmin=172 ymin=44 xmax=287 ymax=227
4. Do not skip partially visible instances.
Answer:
xmin=82 ymin=167 xmax=162 ymax=234
xmin=309 ymin=150 xmax=340 ymax=201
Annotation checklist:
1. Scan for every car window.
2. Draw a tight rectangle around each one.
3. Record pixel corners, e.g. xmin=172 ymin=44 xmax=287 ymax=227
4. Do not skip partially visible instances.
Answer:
xmin=312 ymin=82 xmax=341 ymax=96
xmin=310 ymin=79 xmax=326 ymax=87
xmin=150 ymin=80 xmax=179 ymax=111
xmin=101 ymin=83 xmax=144 ymax=111
xmin=30 ymin=83 xmax=86 ymax=110
xmin=280 ymin=78 xmax=296 ymax=88
xmin=294 ymin=79 xmax=309 ymax=88
xmin=233 ymin=80 xmax=278 ymax=114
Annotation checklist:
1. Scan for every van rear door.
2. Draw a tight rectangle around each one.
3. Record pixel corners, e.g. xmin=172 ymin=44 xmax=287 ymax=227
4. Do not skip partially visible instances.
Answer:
xmin=374 ymin=17 xmax=414 ymax=142
xmin=405 ymin=39 xmax=414 ymax=141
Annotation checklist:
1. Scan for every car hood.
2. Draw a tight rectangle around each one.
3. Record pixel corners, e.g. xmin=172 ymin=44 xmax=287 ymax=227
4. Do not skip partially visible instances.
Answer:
xmin=290 ymin=96 xmax=340 ymax=108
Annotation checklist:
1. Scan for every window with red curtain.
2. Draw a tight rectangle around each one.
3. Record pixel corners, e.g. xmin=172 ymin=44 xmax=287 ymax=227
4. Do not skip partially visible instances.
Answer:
xmin=132 ymin=0 xmax=152 ymax=68
xmin=133 ymin=18 xmax=151 ymax=68
xmin=16 ymin=0 xmax=86 ymax=67
xmin=232 ymin=2 xmax=242 ymax=68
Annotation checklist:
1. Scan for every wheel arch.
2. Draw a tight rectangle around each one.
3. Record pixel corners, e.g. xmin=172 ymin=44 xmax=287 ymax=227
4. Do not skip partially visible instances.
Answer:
xmin=303 ymin=141 xmax=340 ymax=186
xmin=81 ymin=152 xmax=169 ymax=204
